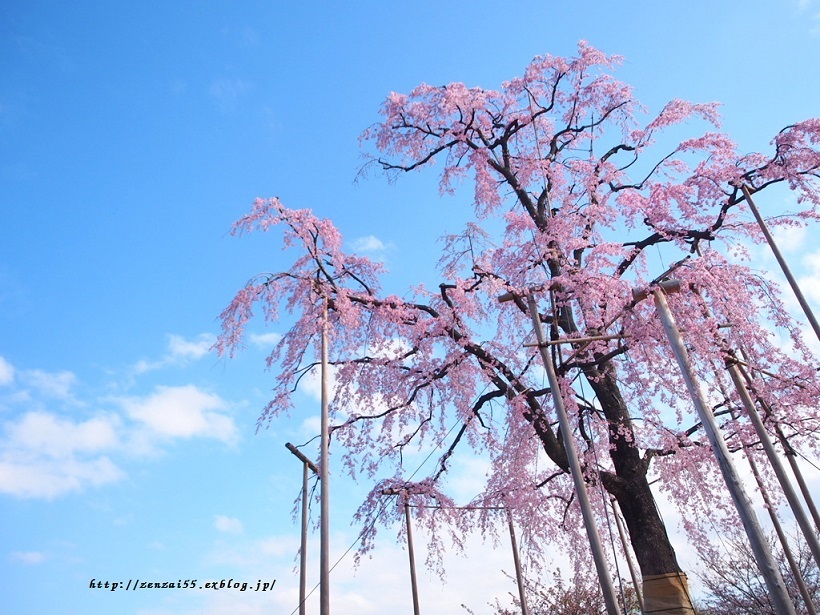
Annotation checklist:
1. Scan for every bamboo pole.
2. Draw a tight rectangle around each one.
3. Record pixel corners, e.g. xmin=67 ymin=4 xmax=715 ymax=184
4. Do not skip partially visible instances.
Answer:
xmin=651 ymin=287 xmax=796 ymax=615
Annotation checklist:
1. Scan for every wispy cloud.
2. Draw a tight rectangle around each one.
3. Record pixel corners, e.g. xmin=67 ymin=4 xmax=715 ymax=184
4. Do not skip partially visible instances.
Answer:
xmin=209 ymin=78 xmax=252 ymax=113
xmin=132 ymin=333 xmax=215 ymax=375
xmin=21 ymin=369 xmax=77 ymax=400
xmin=0 ymin=356 xmax=14 ymax=386
xmin=249 ymin=332 xmax=282 ymax=348
xmin=797 ymin=0 xmax=820 ymax=34
xmin=214 ymin=515 xmax=244 ymax=534
xmin=350 ymin=235 xmax=392 ymax=254
xmin=9 ymin=550 xmax=48 ymax=565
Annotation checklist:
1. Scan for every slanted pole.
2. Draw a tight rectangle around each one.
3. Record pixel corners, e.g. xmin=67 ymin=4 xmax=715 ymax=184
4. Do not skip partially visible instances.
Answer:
xmin=404 ymin=500 xmax=421 ymax=615
xmin=779 ymin=429 xmax=820 ymax=533
xmin=522 ymin=292 xmax=622 ymax=615
xmin=741 ymin=183 xmax=820 ymax=343
xmin=726 ymin=361 xmax=820 ymax=567
xmin=610 ymin=497 xmax=644 ymax=614
xmin=383 ymin=488 xmax=421 ymax=615
xmin=651 ymin=286 xmax=796 ymax=615
xmin=320 ymin=298 xmax=331 ymax=615
xmin=738 ymin=349 xmax=820 ymax=533
xmin=285 ymin=443 xmax=319 ymax=615
xmin=743 ymin=445 xmax=818 ymax=615
xmin=506 ymin=509 xmax=530 ymax=615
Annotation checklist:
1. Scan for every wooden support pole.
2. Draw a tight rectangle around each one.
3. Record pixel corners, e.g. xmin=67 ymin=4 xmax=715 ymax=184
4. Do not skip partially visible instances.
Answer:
xmin=299 ymin=462 xmax=310 ymax=615
xmin=285 ymin=443 xmax=319 ymax=615
xmin=727 ymin=361 xmax=820 ymax=567
xmin=383 ymin=488 xmax=421 ymax=615
xmin=744 ymin=446 xmax=818 ymax=615
xmin=404 ymin=500 xmax=421 ymax=615
xmin=739 ymin=354 xmax=820 ymax=533
xmin=522 ymin=293 xmax=623 ymax=615
xmin=779 ymin=433 xmax=820 ymax=533
xmin=320 ymin=298 xmax=331 ymax=615
xmin=652 ymin=287 xmax=796 ymax=615
xmin=506 ymin=509 xmax=530 ymax=615
xmin=610 ymin=497 xmax=644 ymax=614
xmin=741 ymin=184 xmax=820 ymax=343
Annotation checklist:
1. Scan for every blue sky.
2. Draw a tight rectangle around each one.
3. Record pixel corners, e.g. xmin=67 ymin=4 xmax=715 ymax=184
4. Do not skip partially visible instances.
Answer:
xmin=2 ymin=2 xmax=820 ymax=613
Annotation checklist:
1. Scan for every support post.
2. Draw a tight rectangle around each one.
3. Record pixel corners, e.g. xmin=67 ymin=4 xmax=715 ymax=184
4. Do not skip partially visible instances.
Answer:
xmin=739 ymin=356 xmax=820 ymax=533
xmin=404 ymin=499 xmax=421 ymax=615
xmin=285 ymin=443 xmax=319 ymax=615
xmin=610 ymin=497 xmax=644 ymax=614
xmin=506 ymin=509 xmax=530 ymax=615
xmin=320 ymin=298 xmax=331 ymax=615
xmin=780 ymin=433 xmax=820 ymax=533
xmin=651 ymin=287 xmax=796 ymax=615
xmin=743 ymin=445 xmax=818 ymax=615
xmin=726 ymin=361 xmax=820 ymax=567
xmin=741 ymin=184 xmax=820 ymax=343
xmin=523 ymin=293 xmax=622 ymax=615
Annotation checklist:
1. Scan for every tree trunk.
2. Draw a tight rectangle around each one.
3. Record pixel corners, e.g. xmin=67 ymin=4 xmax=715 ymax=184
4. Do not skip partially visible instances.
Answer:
xmin=586 ymin=362 xmax=696 ymax=613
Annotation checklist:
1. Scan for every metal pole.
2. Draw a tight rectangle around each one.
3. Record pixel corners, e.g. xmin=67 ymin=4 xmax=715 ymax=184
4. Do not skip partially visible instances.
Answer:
xmin=404 ymin=500 xmax=421 ymax=615
xmin=727 ymin=361 xmax=820 ymax=566
xmin=741 ymin=184 xmax=820 ymax=343
xmin=506 ymin=509 xmax=531 ymax=615
xmin=285 ymin=443 xmax=319 ymax=615
xmin=652 ymin=288 xmax=796 ymax=615
xmin=320 ymin=298 xmax=331 ymax=615
xmin=524 ymin=293 xmax=623 ymax=615
xmin=610 ymin=498 xmax=644 ymax=614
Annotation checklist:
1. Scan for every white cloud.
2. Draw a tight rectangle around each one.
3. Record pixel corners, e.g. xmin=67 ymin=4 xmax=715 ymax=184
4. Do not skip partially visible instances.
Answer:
xmin=9 ymin=550 xmax=48 ymax=565
xmin=249 ymin=332 xmax=282 ymax=348
xmin=350 ymin=235 xmax=395 ymax=259
xmin=0 ymin=411 xmax=124 ymax=499
xmin=132 ymin=333 xmax=215 ymax=375
xmin=770 ymin=223 xmax=807 ymax=253
xmin=351 ymin=235 xmax=387 ymax=253
xmin=0 ymin=373 xmax=237 ymax=499
xmin=121 ymin=385 xmax=237 ymax=444
xmin=799 ymin=249 xmax=820 ymax=305
xmin=5 ymin=411 xmax=119 ymax=456
xmin=168 ymin=334 xmax=212 ymax=361
xmin=0 ymin=450 xmax=124 ymax=499
xmin=299 ymin=364 xmax=338 ymax=403
xmin=22 ymin=369 xmax=77 ymax=400
xmin=214 ymin=515 xmax=244 ymax=534
xmin=0 ymin=356 xmax=14 ymax=386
